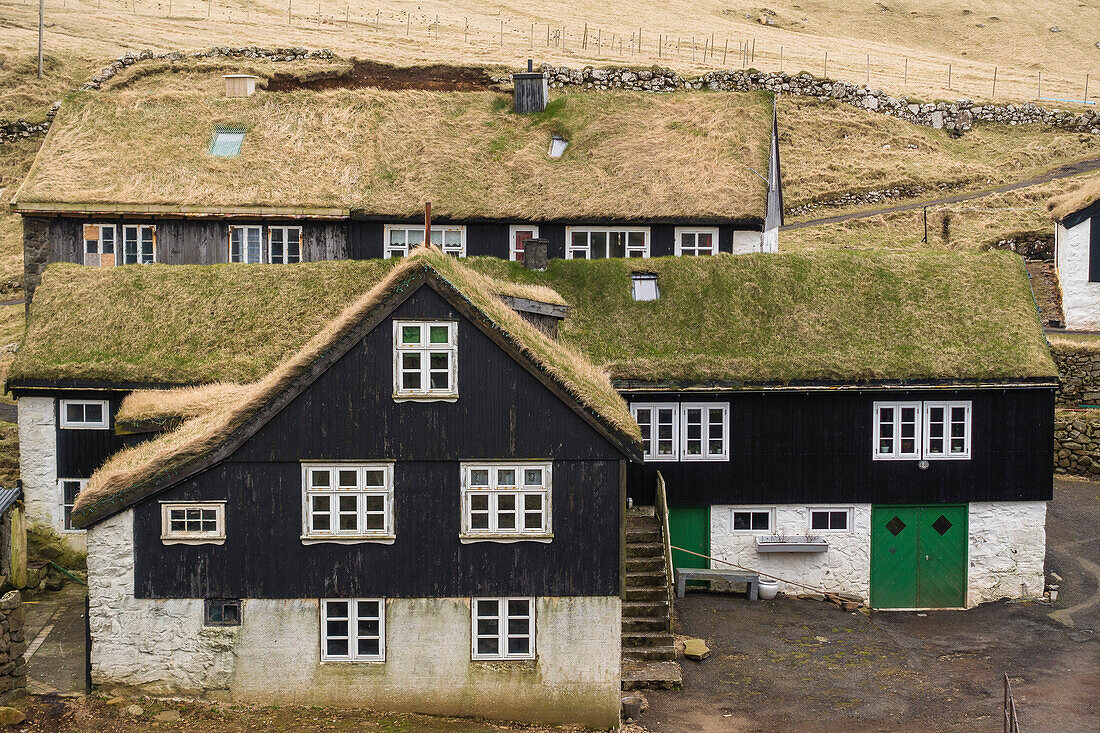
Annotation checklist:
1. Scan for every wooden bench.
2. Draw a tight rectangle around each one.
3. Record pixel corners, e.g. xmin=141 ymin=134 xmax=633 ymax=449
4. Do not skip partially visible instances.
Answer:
xmin=675 ymin=568 xmax=760 ymax=600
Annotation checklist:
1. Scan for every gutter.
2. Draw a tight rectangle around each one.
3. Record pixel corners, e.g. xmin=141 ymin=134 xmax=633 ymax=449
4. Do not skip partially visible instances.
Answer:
xmin=11 ymin=202 xmax=348 ymax=219
xmin=613 ymin=378 xmax=1060 ymax=393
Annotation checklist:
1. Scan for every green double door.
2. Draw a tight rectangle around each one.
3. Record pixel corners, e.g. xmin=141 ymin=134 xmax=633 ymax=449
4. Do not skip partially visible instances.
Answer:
xmin=870 ymin=505 xmax=968 ymax=609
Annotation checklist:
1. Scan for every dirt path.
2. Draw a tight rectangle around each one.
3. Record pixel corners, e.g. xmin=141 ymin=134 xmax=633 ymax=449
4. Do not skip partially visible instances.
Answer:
xmin=783 ymin=156 xmax=1100 ymax=231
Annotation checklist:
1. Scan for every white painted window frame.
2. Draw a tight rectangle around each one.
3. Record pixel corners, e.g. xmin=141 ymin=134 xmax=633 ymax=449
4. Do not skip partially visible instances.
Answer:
xmin=679 ymin=402 xmax=730 ymax=461
xmin=564 ymin=226 xmax=650 ymax=259
xmin=59 ymin=399 xmax=109 ymax=430
xmin=872 ymin=401 xmax=923 ymax=461
xmin=729 ymin=506 xmax=774 ymax=534
xmin=508 ymin=224 xmax=539 ymax=262
xmin=630 ymin=272 xmax=660 ymax=301
xmin=320 ymin=598 xmax=385 ymax=662
xmin=301 ymin=463 xmax=395 ymax=544
xmin=228 ymin=224 xmax=264 ymax=264
xmin=460 ymin=462 xmax=552 ymax=542
xmin=922 ymin=401 xmax=972 ymax=460
xmin=57 ymin=478 xmax=87 ymax=533
xmin=471 ymin=597 xmax=535 ymax=661
xmin=393 ymin=321 xmax=459 ymax=401
xmin=160 ymin=501 xmax=227 ymax=545
xmin=674 ymin=226 xmax=720 ymax=256
xmin=383 ymin=224 xmax=467 ymax=258
xmin=121 ymin=224 xmax=156 ymax=265
xmin=631 ymin=403 xmax=680 ymax=462
xmin=83 ymin=223 xmax=117 ymax=266
xmin=808 ymin=506 xmax=853 ymax=534
xmin=268 ymin=225 xmax=303 ymax=264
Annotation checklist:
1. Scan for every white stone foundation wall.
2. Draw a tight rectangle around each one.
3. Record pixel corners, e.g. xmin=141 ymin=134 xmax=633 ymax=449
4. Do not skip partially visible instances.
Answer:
xmin=710 ymin=504 xmax=872 ymax=600
xmin=17 ymin=397 xmax=56 ymax=528
xmin=731 ymin=230 xmax=768 ymax=254
xmin=967 ymin=502 xmax=1047 ymax=606
xmin=87 ymin=509 xmax=620 ymax=728
xmin=1056 ymin=219 xmax=1100 ymax=331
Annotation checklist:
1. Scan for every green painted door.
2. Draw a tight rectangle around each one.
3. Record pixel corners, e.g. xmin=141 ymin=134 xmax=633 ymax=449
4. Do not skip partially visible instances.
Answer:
xmin=668 ymin=506 xmax=710 ymax=571
xmin=871 ymin=505 xmax=968 ymax=609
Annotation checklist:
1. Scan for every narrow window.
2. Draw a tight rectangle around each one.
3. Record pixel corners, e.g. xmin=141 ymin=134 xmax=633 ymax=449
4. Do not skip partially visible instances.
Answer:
xmin=675 ymin=227 xmax=719 ymax=256
xmin=631 ymin=272 xmax=660 ymax=301
xmin=681 ymin=403 xmax=729 ymax=461
xmin=59 ymin=399 xmax=109 ymax=430
xmin=83 ymin=224 xmax=117 ymax=267
xmin=873 ymin=401 xmax=922 ymax=460
xmin=509 ymin=225 xmax=539 ymax=263
xmin=321 ymin=599 xmax=385 ymax=662
xmin=229 ymin=225 xmax=263 ymax=264
xmin=565 ymin=227 xmax=650 ymax=259
xmin=809 ymin=508 xmax=851 ymax=533
xmin=462 ymin=463 xmax=552 ymax=539
xmin=383 ymin=225 xmax=466 ymax=258
xmin=57 ymin=479 xmax=86 ymax=532
xmin=731 ymin=509 xmax=772 ymax=533
xmin=122 ymin=225 xmax=155 ymax=265
xmin=161 ymin=502 xmax=226 ymax=545
xmin=472 ymin=598 xmax=535 ymax=660
xmin=923 ymin=401 xmax=972 ymax=459
xmin=204 ymin=599 xmax=242 ymax=626
xmin=269 ymin=226 xmax=302 ymax=264
xmin=393 ymin=321 xmax=458 ymax=399
xmin=302 ymin=464 xmax=394 ymax=541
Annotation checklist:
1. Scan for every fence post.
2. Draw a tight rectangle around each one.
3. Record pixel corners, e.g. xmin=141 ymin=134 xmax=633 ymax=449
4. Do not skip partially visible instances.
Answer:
xmin=823 ymin=50 xmax=828 ymax=79
xmin=866 ymin=54 xmax=870 ymax=85
xmin=405 ymin=10 xmax=409 ymax=35
xmin=779 ymin=45 xmax=782 ymax=72
xmin=582 ymin=22 xmax=587 ymax=50
xmin=724 ymin=39 xmax=728 ymax=66
xmin=992 ymin=66 xmax=997 ymax=98
xmin=1038 ymin=71 xmax=1042 ymax=99
xmin=948 ymin=63 xmax=952 ymax=90
xmin=904 ymin=58 xmax=908 ymax=87
xmin=1086 ymin=73 xmax=1090 ymax=103
xmin=287 ymin=0 xmax=291 ymax=25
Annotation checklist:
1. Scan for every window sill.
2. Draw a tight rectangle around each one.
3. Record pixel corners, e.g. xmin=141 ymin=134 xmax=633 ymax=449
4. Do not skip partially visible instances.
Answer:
xmin=162 ymin=537 xmax=225 ymax=545
xmin=471 ymin=656 xmax=537 ymax=663
xmin=393 ymin=394 xmax=459 ymax=403
xmin=301 ymin=535 xmax=396 ymax=545
xmin=872 ymin=456 xmax=971 ymax=462
xmin=459 ymin=534 xmax=553 ymax=544
xmin=320 ymin=658 xmax=386 ymax=664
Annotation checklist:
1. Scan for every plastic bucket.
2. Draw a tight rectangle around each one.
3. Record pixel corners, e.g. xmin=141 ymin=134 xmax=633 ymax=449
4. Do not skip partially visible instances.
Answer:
xmin=621 ymin=696 xmax=643 ymax=720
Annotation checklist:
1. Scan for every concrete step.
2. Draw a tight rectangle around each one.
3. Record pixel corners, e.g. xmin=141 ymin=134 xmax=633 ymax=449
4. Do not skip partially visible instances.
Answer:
xmin=621 ymin=660 xmax=683 ymax=691
xmin=623 ymin=599 xmax=669 ymax=617
xmin=626 ymin=556 xmax=665 ymax=572
xmin=622 ymin=645 xmax=677 ymax=662
xmin=623 ymin=631 xmax=676 ymax=649
xmin=624 ymin=540 xmax=664 ymax=557
xmin=626 ymin=527 xmax=661 ymax=543
xmin=625 ymin=570 xmax=667 ymax=589
xmin=624 ymin=587 xmax=667 ymax=602
xmin=622 ymin=616 xmax=670 ymax=633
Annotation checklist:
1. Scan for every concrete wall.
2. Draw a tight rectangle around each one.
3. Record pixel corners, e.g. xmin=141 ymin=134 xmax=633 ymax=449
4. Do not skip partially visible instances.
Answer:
xmin=731 ymin=230 xmax=766 ymax=254
xmin=1056 ymin=219 xmax=1100 ymax=331
xmin=87 ymin=509 xmax=621 ymax=729
xmin=967 ymin=501 xmax=1046 ymax=606
xmin=710 ymin=504 xmax=872 ymax=599
xmin=17 ymin=396 xmax=87 ymax=552
xmin=761 ymin=226 xmax=779 ymax=254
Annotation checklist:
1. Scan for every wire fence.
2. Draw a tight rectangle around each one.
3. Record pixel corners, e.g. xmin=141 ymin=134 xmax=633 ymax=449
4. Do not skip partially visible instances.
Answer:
xmin=14 ymin=0 xmax=1100 ymax=104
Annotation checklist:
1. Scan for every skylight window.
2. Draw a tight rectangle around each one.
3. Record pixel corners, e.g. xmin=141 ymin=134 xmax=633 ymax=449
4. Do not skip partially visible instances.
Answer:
xmin=210 ymin=126 xmax=246 ymax=157
xmin=631 ymin=272 xmax=660 ymax=301
xmin=548 ymin=135 xmax=569 ymax=159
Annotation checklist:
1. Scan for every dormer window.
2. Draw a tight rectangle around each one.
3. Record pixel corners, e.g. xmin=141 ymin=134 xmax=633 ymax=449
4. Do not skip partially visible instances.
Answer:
xmin=631 ymin=272 xmax=659 ymax=301
xmin=393 ymin=321 xmax=458 ymax=400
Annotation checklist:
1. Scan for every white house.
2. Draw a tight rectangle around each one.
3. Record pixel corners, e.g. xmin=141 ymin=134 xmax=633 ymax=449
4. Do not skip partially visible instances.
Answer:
xmin=1052 ymin=182 xmax=1100 ymax=331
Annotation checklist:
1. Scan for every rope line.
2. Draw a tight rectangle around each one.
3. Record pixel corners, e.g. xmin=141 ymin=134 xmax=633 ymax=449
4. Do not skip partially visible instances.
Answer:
xmin=669 ymin=544 xmax=844 ymax=596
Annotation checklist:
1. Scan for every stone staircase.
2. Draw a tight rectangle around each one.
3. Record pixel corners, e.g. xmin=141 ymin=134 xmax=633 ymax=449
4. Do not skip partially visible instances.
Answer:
xmin=621 ymin=512 xmax=683 ymax=690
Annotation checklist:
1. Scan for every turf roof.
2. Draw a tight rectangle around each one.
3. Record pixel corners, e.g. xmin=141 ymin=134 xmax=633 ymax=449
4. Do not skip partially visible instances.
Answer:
xmin=11 ymin=249 xmax=1056 ymax=388
xmin=14 ymin=80 xmax=772 ymax=221
xmin=1048 ymin=177 xmax=1100 ymax=222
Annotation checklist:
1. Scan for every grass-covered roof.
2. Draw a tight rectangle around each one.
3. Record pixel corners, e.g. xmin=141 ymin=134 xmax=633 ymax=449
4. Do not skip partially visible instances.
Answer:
xmin=15 ymin=76 xmax=772 ymax=221
xmin=11 ymin=249 xmax=1056 ymax=389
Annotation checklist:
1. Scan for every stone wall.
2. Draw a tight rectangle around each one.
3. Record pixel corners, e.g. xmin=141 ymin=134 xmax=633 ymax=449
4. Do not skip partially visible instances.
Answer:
xmin=1054 ymin=409 xmax=1100 ymax=476
xmin=1052 ymin=343 xmax=1100 ymax=408
xmin=0 ymin=591 xmax=27 ymax=700
xmin=967 ymin=502 xmax=1046 ymax=605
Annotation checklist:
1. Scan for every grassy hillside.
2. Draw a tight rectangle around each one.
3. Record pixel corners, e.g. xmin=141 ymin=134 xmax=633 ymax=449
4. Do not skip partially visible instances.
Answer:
xmin=0 ymin=138 xmax=38 ymax=294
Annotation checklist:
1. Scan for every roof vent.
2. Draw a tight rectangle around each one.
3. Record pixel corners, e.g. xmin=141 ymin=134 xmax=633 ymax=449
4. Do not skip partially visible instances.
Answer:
xmin=631 ymin=272 xmax=660 ymax=302
xmin=513 ymin=60 xmax=548 ymax=114
xmin=548 ymin=135 xmax=569 ymax=159
xmin=223 ymin=74 xmax=258 ymax=98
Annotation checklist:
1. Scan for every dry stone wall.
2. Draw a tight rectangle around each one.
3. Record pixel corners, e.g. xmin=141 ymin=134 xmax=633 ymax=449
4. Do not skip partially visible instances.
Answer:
xmin=1054 ymin=409 xmax=1100 ymax=476
xmin=1053 ymin=346 xmax=1100 ymax=407
xmin=0 ymin=591 xmax=27 ymax=700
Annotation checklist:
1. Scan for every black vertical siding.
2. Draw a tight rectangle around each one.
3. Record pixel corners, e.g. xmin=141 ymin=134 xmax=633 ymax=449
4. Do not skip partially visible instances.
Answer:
xmin=650 ymin=225 xmax=674 ymax=257
xmin=626 ymin=388 xmax=1054 ymax=506
xmin=49 ymin=218 xmax=83 ymax=264
xmin=300 ymin=222 xmax=347 ymax=261
xmin=131 ymin=285 xmax=625 ymax=599
xmin=1089 ymin=215 xmax=1100 ymax=283
xmin=55 ymin=392 xmax=130 ymax=479
xmin=156 ymin=220 xmax=227 ymax=264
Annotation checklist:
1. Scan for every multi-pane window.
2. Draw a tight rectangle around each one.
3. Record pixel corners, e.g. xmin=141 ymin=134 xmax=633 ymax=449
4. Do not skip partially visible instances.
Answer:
xmin=161 ymin=502 xmax=226 ymax=544
xmin=680 ymin=403 xmax=730 ymax=461
xmin=566 ymin=227 xmax=649 ymax=259
xmin=873 ymin=400 xmax=972 ymax=461
xmin=472 ymin=598 xmax=534 ymax=660
xmin=269 ymin=226 xmax=302 ymax=264
xmin=393 ymin=321 xmax=458 ymax=399
xmin=122 ymin=225 xmax=155 ymax=264
xmin=675 ymin=227 xmax=719 ymax=256
xmin=303 ymin=464 xmax=394 ymax=540
xmin=83 ymin=224 xmax=117 ymax=267
xmin=321 ymin=599 xmax=385 ymax=662
xmin=204 ymin=599 xmax=241 ymax=626
xmin=462 ymin=463 xmax=551 ymax=538
xmin=731 ymin=508 xmax=772 ymax=533
xmin=924 ymin=402 xmax=971 ymax=459
xmin=57 ymin=479 xmax=86 ymax=532
xmin=59 ymin=399 xmax=109 ymax=429
xmin=631 ymin=403 xmax=728 ymax=461
xmin=384 ymin=225 xmax=466 ymax=258
xmin=509 ymin=225 xmax=538 ymax=263
xmin=229 ymin=225 xmax=263 ymax=263
xmin=809 ymin=508 xmax=851 ymax=533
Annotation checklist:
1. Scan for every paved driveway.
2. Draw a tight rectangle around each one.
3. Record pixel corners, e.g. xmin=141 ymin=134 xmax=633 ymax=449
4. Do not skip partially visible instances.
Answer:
xmin=639 ymin=477 xmax=1100 ymax=732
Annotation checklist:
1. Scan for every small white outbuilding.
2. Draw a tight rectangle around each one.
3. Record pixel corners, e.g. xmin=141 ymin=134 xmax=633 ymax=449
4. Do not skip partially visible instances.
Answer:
xmin=1052 ymin=181 xmax=1100 ymax=330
